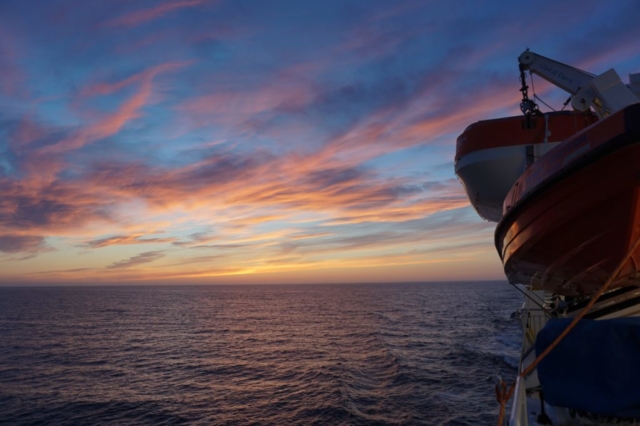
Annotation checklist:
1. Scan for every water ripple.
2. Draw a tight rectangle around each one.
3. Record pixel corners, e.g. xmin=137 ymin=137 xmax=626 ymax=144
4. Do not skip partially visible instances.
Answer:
xmin=0 ymin=282 xmax=520 ymax=425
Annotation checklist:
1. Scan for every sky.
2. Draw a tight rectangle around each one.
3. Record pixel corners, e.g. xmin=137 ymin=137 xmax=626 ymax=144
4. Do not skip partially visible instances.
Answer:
xmin=1 ymin=0 xmax=639 ymax=285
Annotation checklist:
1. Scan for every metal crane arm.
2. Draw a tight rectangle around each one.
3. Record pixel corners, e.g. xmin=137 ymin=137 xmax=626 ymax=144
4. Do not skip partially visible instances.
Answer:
xmin=518 ymin=51 xmax=594 ymax=96
xmin=518 ymin=50 xmax=640 ymax=118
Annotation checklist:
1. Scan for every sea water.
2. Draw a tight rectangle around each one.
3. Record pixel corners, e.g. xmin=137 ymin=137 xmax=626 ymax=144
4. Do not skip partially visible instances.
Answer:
xmin=0 ymin=282 xmax=521 ymax=425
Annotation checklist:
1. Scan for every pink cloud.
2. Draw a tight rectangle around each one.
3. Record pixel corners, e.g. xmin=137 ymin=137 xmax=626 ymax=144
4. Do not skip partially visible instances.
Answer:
xmin=77 ymin=146 xmax=465 ymax=229
xmin=40 ymin=80 xmax=152 ymax=155
xmin=79 ymin=61 xmax=190 ymax=98
xmin=105 ymin=0 xmax=208 ymax=27
xmin=179 ymin=81 xmax=316 ymax=129
xmin=0 ymin=44 xmax=508 ymax=265
xmin=8 ymin=118 xmax=50 ymax=154
xmin=42 ymin=62 xmax=189 ymax=155
xmin=0 ymin=62 xmax=512 ymax=262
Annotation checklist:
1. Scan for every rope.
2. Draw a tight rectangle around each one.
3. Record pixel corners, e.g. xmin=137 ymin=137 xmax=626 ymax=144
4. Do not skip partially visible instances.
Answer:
xmin=530 ymin=74 xmax=556 ymax=112
xmin=496 ymin=236 xmax=640 ymax=425
xmin=534 ymin=94 xmax=556 ymax=112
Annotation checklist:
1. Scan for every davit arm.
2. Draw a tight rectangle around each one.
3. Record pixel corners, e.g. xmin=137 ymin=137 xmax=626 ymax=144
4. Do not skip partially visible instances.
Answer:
xmin=518 ymin=50 xmax=640 ymax=118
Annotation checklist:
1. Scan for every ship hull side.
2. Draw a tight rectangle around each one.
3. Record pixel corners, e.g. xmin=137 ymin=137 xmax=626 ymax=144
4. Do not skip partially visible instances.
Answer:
xmin=496 ymin=104 xmax=640 ymax=296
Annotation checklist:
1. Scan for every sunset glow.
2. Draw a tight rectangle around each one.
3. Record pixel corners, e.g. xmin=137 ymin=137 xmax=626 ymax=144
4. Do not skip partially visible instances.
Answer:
xmin=2 ymin=0 xmax=639 ymax=285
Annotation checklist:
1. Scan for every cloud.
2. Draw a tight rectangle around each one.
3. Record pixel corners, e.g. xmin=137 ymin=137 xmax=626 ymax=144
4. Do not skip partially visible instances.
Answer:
xmin=0 ymin=234 xmax=48 ymax=254
xmin=172 ymin=231 xmax=219 ymax=247
xmin=166 ymin=254 xmax=228 ymax=266
xmin=177 ymin=80 xmax=317 ymax=131
xmin=83 ymin=234 xmax=177 ymax=248
xmin=6 ymin=118 xmax=51 ymax=155
xmin=67 ymin=142 xmax=463 ymax=229
xmin=107 ymin=251 xmax=165 ymax=269
xmin=79 ymin=62 xmax=191 ymax=98
xmin=8 ymin=0 xmax=637 ymax=284
xmin=0 ymin=54 xmax=480 ymax=263
xmin=105 ymin=0 xmax=207 ymax=27
xmin=36 ymin=61 xmax=190 ymax=155
xmin=0 ymin=177 xmax=114 ymax=233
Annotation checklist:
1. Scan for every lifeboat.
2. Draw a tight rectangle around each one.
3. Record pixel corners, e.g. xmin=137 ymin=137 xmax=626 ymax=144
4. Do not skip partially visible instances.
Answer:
xmin=455 ymin=111 xmax=598 ymax=222
xmin=495 ymin=103 xmax=640 ymax=296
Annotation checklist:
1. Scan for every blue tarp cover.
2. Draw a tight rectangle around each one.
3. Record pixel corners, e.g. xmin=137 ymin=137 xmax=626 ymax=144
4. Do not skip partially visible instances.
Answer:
xmin=536 ymin=317 xmax=640 ymax=417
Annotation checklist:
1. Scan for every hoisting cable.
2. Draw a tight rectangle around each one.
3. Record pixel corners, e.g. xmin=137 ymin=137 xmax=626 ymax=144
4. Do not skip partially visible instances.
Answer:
xmin=534 ymin=95 xmax=556 ymax=112
xmin=530 ymin=73 xmax=556 ymax=112
xmin=495 ymin=236 xmax=640 ymax=425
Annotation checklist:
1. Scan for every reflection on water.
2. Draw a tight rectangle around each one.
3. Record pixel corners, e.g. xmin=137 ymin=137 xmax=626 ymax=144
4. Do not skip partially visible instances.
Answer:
xmin=0 ymin=282 xmax=520 ymax=425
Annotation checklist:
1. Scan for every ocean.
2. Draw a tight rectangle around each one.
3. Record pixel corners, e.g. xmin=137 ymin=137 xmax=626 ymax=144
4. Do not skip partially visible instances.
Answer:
xmin=0 ymin=281 xmax=521 ymax=425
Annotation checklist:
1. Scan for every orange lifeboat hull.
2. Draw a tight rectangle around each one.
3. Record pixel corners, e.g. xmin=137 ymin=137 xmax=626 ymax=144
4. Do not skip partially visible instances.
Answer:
xmin=455 ymin=112 xmax=597 ymax=222
xmin=495 ymin=104 xmax=640 ymax=296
